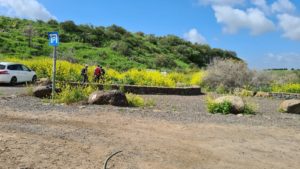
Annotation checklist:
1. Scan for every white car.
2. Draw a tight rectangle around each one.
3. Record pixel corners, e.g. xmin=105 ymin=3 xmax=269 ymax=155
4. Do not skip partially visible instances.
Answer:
xmin=0 ymin=62 xmax=37 ymax=85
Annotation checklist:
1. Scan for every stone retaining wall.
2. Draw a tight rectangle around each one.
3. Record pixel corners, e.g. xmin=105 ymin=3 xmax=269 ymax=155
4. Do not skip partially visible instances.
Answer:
xmin=269 ymin=92 xmax=300 ymax=100
xmin=68 ymin=82 xmax=202 ymax=95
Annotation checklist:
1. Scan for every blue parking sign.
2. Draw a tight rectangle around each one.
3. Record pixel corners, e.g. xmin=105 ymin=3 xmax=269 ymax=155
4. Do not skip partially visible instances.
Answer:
xmin=48 ymin=32 xmax=59 ymax=46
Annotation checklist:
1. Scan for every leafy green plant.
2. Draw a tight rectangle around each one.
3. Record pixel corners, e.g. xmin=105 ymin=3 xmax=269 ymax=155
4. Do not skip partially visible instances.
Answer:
xmin=54 ymin=85 xmax=97 ymax=104
xmin=125 ymin=93 xmax=156 ymax=107
xmin=243 ymin=104 xmax=255 ymax=115
xmin=207 ymin=100 xmax=232 ymax=114
xmin=206 ymin=96 xmax=255 ymax=115
xmin=126 ymin=93 xmax=145 ymax=107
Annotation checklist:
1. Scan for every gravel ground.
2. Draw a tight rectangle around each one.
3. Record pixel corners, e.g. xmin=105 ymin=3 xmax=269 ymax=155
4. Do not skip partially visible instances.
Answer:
xmin=1 ymin=87 xmax=300 ymax=169
xmin=1 ymin=93 xmax=299 ymax=129
xmin=0 ymin=85 xmax=28 ymax=96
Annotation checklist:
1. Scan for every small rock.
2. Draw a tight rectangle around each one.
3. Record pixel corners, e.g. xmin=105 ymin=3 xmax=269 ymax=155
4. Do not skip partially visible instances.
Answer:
xmin=79 ymin=106 xmax=86 ymax=109
xmin=237 ymin=114 xmax=243 ymax=117
xmin=255 ymin=91 xmax=270 ymax=97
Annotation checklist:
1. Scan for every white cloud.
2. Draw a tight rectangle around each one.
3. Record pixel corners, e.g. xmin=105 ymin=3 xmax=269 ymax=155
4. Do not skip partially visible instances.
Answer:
xmin=199 ymin=0 xmax=299 ymax=40
xmin=212 ymin=5 xmax=275 ymax=35
xmin=277 ymin=13 xmax=300 ymax=40
xmin=265 ymin=52 xmax=300 ymax=68
xmin=251 ymin=0 xmax=270 ymax=13
xmin=184 ymin=28 xmax=207 ymax=44
xmin=271 ymin=0 xmax=296 ymax=13
xmin=0 ymin=0 xmax=55 ymax=21
xmin=199 ymin=0 xmax=245 ymax=6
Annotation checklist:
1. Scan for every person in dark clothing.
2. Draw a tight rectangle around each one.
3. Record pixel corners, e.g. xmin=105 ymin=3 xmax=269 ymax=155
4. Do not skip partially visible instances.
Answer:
xmin=94 ymin=65 xmax=101 ymax=83
xmin=81 ymin=64 xmax=88 ymax=84
xmin=100 ymin=66 xmax=105 ymax=82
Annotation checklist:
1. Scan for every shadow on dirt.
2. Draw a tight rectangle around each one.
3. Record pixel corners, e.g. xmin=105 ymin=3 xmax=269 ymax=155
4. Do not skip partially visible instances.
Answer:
xmin=0 ymin=83 xmax=30 ymax=87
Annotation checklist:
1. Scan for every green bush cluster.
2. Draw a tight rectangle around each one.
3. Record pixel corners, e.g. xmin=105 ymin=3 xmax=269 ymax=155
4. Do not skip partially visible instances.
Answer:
xmin=126 ymin=93 xmax=145 ymax=107
xmin=207 ymin=101 xmax=232 ymax=114
xmin=0 ymin=16 xmax=239 ymax=71
xmin=126 ymin=93 xmax=156 ymax=107
xmin=54 ymin=85 xmax=97 ymax=104
xmin=206 ymin=96 xmax=255 ymax=115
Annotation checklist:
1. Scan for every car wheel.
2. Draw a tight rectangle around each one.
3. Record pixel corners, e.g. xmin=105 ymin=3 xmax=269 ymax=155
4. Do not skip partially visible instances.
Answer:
xmin=32 ymin=75 xmax=37 ymax=84
xmin=10 ymin=77 xmax=17 ymax=86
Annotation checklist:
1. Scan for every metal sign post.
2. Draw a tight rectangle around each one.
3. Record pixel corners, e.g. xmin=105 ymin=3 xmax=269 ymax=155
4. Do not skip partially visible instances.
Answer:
xmin=48 ymin=32 xmax=59 ymax=100
xmin=52 ymin=46 xmax=57 ymax=99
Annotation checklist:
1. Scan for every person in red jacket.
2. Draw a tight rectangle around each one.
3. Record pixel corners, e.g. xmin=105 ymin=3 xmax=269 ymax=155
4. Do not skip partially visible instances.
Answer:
xmin=93 ymin=65 xmax=101 ymax=83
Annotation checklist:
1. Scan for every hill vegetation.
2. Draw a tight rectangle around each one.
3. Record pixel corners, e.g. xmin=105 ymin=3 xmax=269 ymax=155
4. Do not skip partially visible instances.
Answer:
xmin=0 ymin=16 xmax=240 ymax=71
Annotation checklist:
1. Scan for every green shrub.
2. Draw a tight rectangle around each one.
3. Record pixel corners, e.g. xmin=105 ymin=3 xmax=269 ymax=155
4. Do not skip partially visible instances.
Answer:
xmin=207 ymin=101 xmax=232 ymax=114
xmin=55 ymin=85 xmax=97 ymax=104
xmin=206 ymin=96 xmax=255 ymax=115
xmin=125 ymin=93 xmax=156 ymax=107
xmin=243 ymin=104 xmax=255 ymax=115
xmin=126 ymin=93 xmax=145 ymax=107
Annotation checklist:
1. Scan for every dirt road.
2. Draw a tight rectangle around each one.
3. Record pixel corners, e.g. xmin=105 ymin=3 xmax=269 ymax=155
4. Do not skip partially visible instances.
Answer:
xmin=0 ymin=102 xmax=299 ymax=169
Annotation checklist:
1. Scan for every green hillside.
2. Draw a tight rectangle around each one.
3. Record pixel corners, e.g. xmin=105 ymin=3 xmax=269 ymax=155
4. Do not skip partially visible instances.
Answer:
xmin=0 ymin=16 xmax=240 ymax=71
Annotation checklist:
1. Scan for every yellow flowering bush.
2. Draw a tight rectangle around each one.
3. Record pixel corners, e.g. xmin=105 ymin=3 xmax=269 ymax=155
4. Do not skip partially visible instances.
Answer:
xmin=120 ymin=69 xmax=176 ymax=87
xmin=4 ymin=57 xmax=83 ymax=81
xmin=2 ymin=57 xmax=206 ymax=87
xmin=190 ymin=71 xmax=206 ymax=86
xmin=271 ymin=83 xmax=300 ymax=93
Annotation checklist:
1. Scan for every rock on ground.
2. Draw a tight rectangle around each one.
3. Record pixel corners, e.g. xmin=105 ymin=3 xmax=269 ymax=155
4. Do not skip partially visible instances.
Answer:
xmin=33 ymin=86 xmax=61 ymax=98
xmin=280 ymin=99 xmax=300 ymax=114
xmin=255 ymin=91 xmax=270 ymax=97
xmin=88 ymin=90 xmax=128 ymax=106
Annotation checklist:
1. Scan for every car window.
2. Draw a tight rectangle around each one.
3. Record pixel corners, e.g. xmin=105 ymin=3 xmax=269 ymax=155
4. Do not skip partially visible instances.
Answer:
xmin=17 ymin=65 xmax=23 ymax=71
xmin=0 ymin=64 xmax=5 ymax=70
xmin=22 ymin=65 xmax=30 ymax=71
xmin=8 ymin=64 xmax=23 ymax=71
xmin=8 ymin=65 xmax=17 ymax=70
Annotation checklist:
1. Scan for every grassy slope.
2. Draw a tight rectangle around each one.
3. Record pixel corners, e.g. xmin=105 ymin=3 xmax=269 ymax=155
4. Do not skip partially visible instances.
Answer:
xmin=0 ymin=16 xmax=240 ymax=71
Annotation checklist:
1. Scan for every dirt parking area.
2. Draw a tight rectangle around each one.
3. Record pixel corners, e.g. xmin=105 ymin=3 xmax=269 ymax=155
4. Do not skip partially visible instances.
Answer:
xmin=0 ymin=86 xmax=299 ymax=169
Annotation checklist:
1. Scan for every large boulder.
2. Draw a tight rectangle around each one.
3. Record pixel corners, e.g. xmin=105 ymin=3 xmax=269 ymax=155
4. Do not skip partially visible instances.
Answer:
xmin=215 ymin=96 xmax=245 ymax=114
xmin=280 ymin=99 xmax=300 ymax=114
xmin=88 ymin=90 xmax=128 ymax=107
xmin=33 ymin=86 xmax=61 ymax=98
